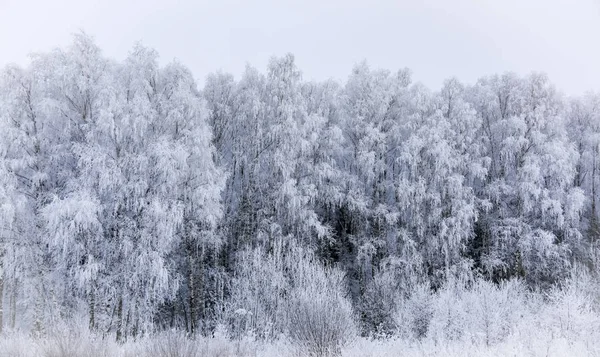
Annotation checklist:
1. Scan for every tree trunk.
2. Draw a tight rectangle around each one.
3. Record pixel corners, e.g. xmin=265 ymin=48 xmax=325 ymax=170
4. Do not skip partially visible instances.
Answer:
xmin=33 ymin=287 xmax=44 ymax=337
xmin=116 ymin=294 xmax=123 ymax=342
xmin=132 ymin=299 xmax=139 ymax=338
xmin=9 ymin=278 xmax=16 ymax=330
xmin=188 ymin=252 xmax=197 ymax=335
xmin=89 ymin=286 xmax=96 ymax=331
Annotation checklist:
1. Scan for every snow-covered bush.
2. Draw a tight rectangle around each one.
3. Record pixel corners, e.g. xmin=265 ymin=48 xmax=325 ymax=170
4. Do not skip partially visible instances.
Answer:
xmin=144 ymin=330 xmax=199 ymax=357
xmin=287 ymin=290 xmax=355 ymax=357
xmin=39 ymin=333 xmax=116 ymax=357
xmin=396 ymin=283 xmax=433 ymax=340
xmin=286 ymin=264 xmax=356 ymax=357
xmin=427 ymin=278 xmax=527 ymax=345
xmin=359 ymin=270 xmax=400 ymax=337
xmin=226 ymin=236 xmax=356 ymax=352
xmin=461 ymin=279 xmax=526 ymax=345
xmin=541 ymin=271 xmax=600 ymax=341
xmin=0 ymin=333 xmax=38 ymax=357
xmin=428 ymin=281 xmax=469 ymax=343
xmin=224 ymin=242 xmax=287 ymax=340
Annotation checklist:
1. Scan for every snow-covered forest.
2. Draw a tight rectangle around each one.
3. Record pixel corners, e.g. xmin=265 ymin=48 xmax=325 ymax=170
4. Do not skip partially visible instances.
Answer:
xmin=1 ymin=34 xmax=600 ymax=356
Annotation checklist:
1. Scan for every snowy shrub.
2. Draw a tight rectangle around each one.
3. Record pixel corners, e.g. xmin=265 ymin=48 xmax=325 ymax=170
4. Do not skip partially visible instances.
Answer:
xmin=283 ymin=241 xmax=356 ymax=356
xmin=359 ymin=270 xmax=399 ymax=336
xmin=428 ymin=282 xmax=468 ymax=343
xmin=225 ymin=243 xmax=288 ymax=340
xmin=39 ymin=333 xmax=115 ymax=357
xmin=226 ymin=236 xmax=357 ymax=351
xmin=460 ymin=279 xmax=526 ymax=345
xmin=144 ymin=330 xmax=199 ymax=357
xmin=427 ymin=278 xmax=526 ymax=346
xmin=541 ymin=272 xmax=600 ymax=342
xmin=396 ymin=283 xmax=433 ymax=340
xmin=286 ymin=269 xmax=356 ymax=357
xmin=287 ymin=291 xmax=355 ymax=357
xmin=0 ymin=333 xmax=38 ymax=357
xmin=359 ymin=251 xmax=427 ymax=337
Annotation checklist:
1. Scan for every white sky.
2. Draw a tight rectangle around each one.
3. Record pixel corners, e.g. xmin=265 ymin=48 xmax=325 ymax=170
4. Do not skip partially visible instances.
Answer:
xmin=1 ymin=0 xmax=599 ymax=95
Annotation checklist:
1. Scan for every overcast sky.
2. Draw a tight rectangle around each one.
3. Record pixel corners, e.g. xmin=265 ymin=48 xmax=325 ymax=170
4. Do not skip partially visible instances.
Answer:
xmin=1 ymin=0 xmax=599 ymax=95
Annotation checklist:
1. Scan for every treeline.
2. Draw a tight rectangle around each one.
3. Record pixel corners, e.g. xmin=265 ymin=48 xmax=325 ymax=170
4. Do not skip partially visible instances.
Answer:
xmin=0 ymin=34 xmax=599 ymax=339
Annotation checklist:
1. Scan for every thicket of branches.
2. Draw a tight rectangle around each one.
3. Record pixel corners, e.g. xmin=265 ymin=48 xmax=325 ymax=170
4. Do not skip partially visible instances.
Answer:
xmin=1 ymin=34 xmax=600 ymax=344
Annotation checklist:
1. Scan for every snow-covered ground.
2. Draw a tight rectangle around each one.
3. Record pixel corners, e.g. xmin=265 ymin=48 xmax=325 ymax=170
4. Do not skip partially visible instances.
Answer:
xmin=0 ymin=331 xmax=598 ymax=357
